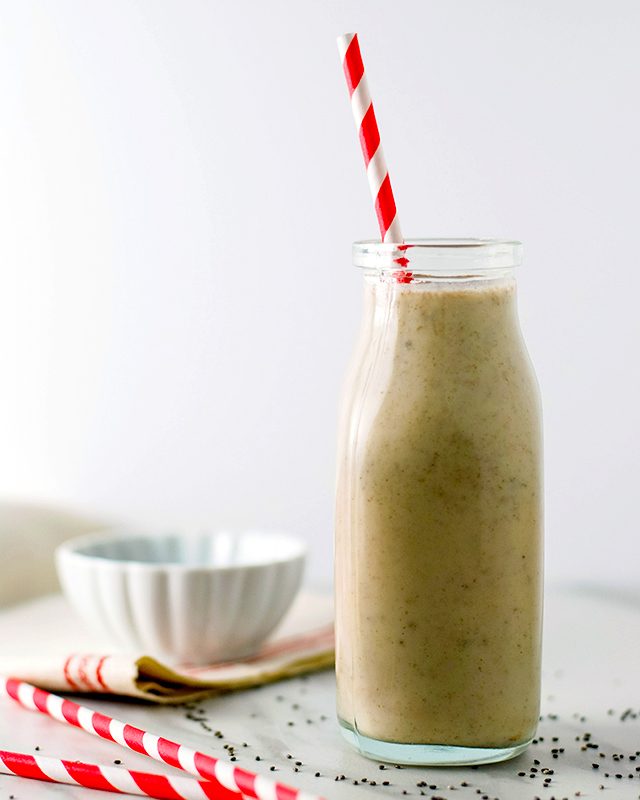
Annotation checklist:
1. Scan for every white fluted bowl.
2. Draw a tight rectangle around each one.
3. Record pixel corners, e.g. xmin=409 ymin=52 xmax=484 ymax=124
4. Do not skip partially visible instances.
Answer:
xmin=55 ymin=530 xmax=306 ymax=665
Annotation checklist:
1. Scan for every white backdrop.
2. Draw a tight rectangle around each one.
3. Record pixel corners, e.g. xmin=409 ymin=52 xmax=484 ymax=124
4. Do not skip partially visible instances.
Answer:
xmin=1 ymin=0 xmax=638 ymax=585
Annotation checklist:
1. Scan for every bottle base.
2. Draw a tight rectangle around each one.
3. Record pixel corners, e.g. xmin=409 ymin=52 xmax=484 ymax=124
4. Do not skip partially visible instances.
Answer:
xmin=339 ymin=719 xmax=532 ymax=766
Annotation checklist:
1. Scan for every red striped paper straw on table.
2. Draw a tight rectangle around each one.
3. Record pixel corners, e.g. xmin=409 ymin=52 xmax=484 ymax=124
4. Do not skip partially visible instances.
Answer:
xmin=0 ymin=749 xmax=239 ymax=800
xmin=0 ymin=676 xmax=324 ymax=800
xmin=337 ymin=32 xmax=403 ymax=244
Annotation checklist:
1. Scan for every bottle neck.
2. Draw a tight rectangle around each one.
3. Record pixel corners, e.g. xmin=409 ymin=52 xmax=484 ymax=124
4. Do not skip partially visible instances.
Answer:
xmin=361 ymin=272 xmax=521 ymax=346
xmin=361 ymin=267 xmax=517 ymax=286
xmin=353 ymin=238 xmax=522 ymax=282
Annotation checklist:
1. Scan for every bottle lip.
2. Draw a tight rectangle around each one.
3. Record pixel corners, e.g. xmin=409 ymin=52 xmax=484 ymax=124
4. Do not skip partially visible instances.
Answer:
xmin=353 ymin=238 xmax=522 ymax=274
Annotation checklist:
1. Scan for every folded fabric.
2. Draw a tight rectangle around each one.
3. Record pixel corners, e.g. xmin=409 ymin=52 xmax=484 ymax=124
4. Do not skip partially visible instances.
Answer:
xmin=0 ymin=592 xmax=334 ymax=703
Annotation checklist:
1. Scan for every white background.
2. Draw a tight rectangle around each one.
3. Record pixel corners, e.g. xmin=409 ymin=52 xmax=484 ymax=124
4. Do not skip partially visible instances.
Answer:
xmin=0 ymin=0 xmax=638 ymax=585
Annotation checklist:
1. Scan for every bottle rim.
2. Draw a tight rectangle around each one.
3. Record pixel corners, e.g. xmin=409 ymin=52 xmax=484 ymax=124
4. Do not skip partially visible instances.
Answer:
xmin=353 ymin=238 xmax=522 ymax=274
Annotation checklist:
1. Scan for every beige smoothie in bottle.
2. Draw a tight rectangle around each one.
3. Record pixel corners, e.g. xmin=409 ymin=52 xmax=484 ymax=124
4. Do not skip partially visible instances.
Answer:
xmin=335 ymin=239 xmax=543 ymax=765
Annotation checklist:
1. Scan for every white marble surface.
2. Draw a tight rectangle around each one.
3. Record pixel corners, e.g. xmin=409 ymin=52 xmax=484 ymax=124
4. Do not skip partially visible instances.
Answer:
xmin=1 ymin=583 xmax=640 ymax=800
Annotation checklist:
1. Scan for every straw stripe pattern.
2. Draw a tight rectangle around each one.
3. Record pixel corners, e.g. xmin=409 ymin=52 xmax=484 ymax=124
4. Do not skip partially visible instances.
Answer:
xmin=337 ymin=32 xmax=402 ymax=244
xmin=0 ymin=676 xmax=324 ymax=800
xmin=0 ymin=750 xmax=238 ymax=800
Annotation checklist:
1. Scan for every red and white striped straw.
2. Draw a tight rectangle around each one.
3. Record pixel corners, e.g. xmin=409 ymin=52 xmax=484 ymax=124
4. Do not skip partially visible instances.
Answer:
xmin=337 ymin=32 xmax=403 ymax=244
xmin=0 ymin=749 xmax=240 ymax=800
xmin=0 ymin=676 xmax=324 ymax=800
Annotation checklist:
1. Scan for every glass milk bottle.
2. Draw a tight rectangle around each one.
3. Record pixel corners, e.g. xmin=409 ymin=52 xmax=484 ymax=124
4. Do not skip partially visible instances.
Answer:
xmin=335 ymin=239 xmax=543 ymax=765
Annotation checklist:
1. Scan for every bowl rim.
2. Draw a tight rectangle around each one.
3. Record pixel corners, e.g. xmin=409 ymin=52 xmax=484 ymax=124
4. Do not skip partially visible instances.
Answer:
xmin=55 ymin=529 xmax=308 ymax=572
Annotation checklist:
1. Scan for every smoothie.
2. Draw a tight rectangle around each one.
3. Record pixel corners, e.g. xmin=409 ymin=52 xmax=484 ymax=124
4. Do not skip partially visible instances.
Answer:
xmin=335 ymin=273 xmax=543 ymax=754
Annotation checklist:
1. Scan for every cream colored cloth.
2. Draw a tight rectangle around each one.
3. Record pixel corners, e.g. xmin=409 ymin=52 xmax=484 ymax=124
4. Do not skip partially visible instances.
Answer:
xmin=0 ymin=592 xmax=334 ymax=703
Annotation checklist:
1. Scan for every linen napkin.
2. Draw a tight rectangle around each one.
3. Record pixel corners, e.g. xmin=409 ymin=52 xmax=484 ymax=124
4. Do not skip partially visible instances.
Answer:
xmin=0 ymin=591 xmax=333 ymax=703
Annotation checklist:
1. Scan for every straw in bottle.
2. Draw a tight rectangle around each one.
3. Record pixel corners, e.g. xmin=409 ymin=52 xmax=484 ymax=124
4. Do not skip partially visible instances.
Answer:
xmin=337 ymin=32 xmax=412 ymax=282
xmin=337 ymin=32 xmax=402 ymax=244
